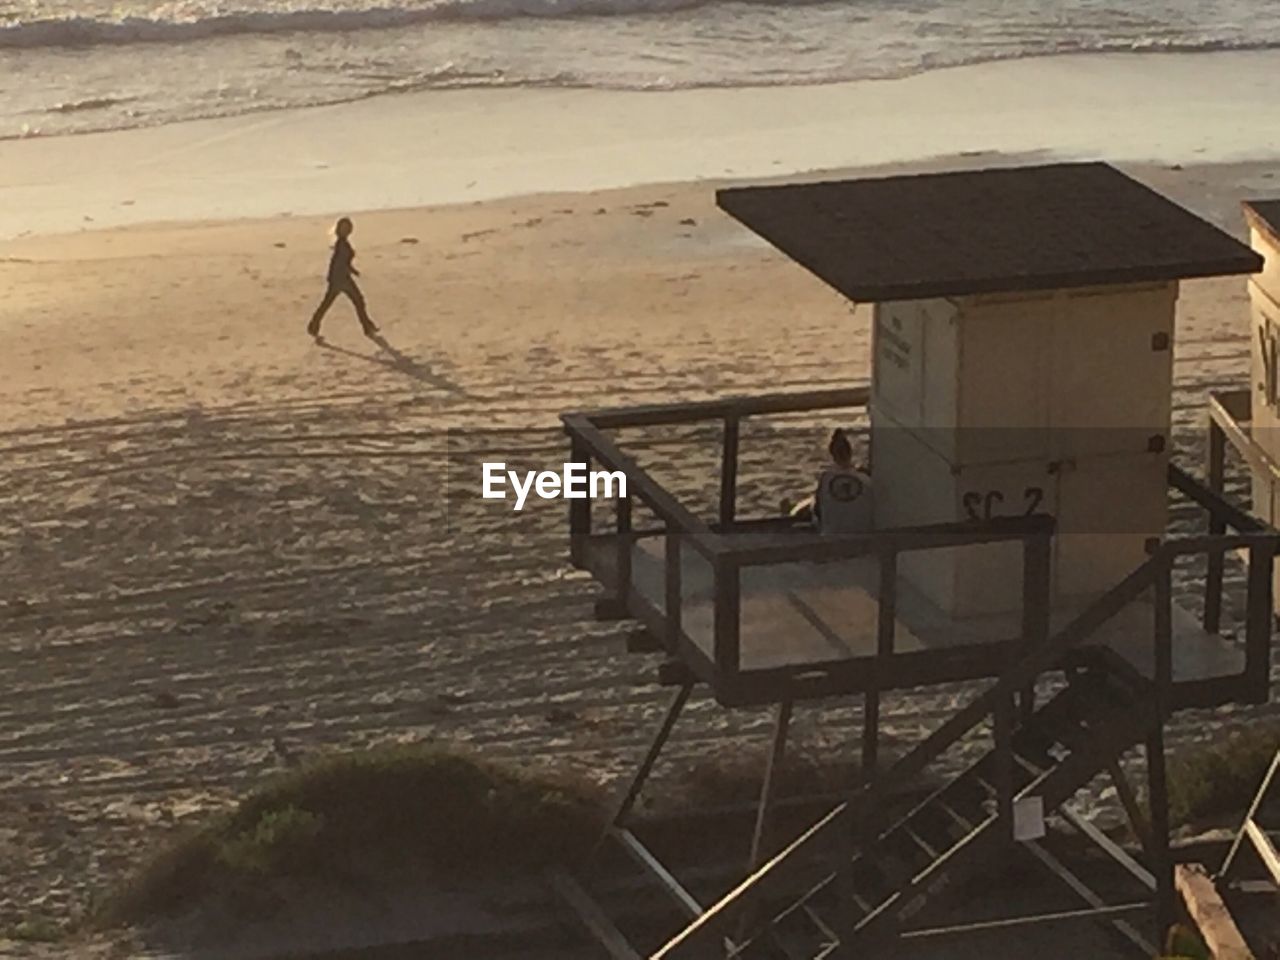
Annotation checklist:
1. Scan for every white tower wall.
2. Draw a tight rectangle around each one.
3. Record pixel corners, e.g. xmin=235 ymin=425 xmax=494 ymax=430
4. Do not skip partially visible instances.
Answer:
xmin=871 ymin=282 xmax=1176 ymax=617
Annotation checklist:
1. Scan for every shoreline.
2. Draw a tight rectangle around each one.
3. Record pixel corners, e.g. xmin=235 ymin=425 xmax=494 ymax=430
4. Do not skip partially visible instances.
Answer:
xmin=5 ymin=49 xmax=1280 ymax=240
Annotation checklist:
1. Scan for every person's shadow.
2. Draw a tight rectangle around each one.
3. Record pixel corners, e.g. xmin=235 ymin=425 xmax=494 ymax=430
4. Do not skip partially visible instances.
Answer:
xmin=316 ymin=331 xmax=469 ymax=397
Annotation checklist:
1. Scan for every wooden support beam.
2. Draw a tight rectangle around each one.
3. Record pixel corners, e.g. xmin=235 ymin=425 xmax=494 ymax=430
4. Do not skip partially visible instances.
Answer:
xmin=748 ymin=701 xmax=794 ymax=872
xmin=1222 ymin=749 xmax=1280 ymax=879
xmin=604 ymin=683 xmax=692 ymax=838
xmin=1147 ymin=725 xmax=1175 ymax=944
xmin=714 ymin=558 xmax=741 ymax=676
xmin=1175 ymin=863 xmax=1256 ymax=960
xmin=864 ymin=550 xmax=897 ymax=778
xmin=1106 ymin=760 xmax=1152 ymax=855
xmin=611 ymin=826 xmax=704 ymax=919
xmin=1243 ymin=820 xmax=1280 ymax=886
xmin=1058 ymin=802 xmax=1156 ymax=890
xmin=546 ymin=868 xmax=643 ymax=960
xmin=1205 ymin=419 xmax=1227 ymax=633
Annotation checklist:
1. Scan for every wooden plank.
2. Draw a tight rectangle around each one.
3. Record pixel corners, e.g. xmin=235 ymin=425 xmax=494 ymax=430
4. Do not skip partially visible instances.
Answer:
xmin=546 ymin=868 xmax=643 ymax=960
xmin=1245 ymin=819 xmax=1280 ymax=886
xmin=582 ymin=386 xmax=870 ymax=429
xmin=1175 ymin=863 xmax=1255 ymax=960
xmin=901 ymin=901 xmax=1150 ymax=939
xmin=1222 ymin=749 xmax=1280 ymax=877
xmin=1058 ymin=803 xmax=1156 ymax=890
xmin=649 ymin=803 xmax=852 ymax=958
xmin=1208 ymin=394 xmax=1280 ymax=487
xmin=1168 ymin=461 xmax=1272 ymax=533
xmin=723 ymin=513 xmax=1055 ymax=566
xmin=611 ymin=827 xmax=704 ymax=919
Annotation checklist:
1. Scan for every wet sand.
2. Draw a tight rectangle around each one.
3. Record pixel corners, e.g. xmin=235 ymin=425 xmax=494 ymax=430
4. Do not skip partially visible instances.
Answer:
xmin=1 ymin=154 xmax=1279 ymax=954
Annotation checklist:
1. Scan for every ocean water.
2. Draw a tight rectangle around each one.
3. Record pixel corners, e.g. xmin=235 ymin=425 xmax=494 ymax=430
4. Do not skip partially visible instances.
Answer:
xmin=4 ymin=0 xmax=1280 ymax=139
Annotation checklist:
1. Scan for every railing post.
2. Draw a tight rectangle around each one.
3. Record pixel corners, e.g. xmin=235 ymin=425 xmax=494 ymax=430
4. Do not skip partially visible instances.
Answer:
xmin=713 ymin=555 xmax=741 ymax=677
xmin=665 ymin=525 xmax=683 ymax=653
xmin=863 ymin=548 xmax=897 ymax=778
xmin=1150 ymin=553 xmax=1175 ymax=943
xmin=1245 ymin=539 xmax=1275 ymax=702
xmin=569 ymin=433 xmax=592 ymax=568
xmin=1204 ymin=418 xmax=1226 ymax=633
xmin=615 ymin=494 xmax=633 ymax=609
xmin=719 ymin=415 xmax=740 ymax=530
xmin=1154 ymin=554 xmax=1173 ymax=712
xmin=1019 ymin=529 xmax=1052 ymax=721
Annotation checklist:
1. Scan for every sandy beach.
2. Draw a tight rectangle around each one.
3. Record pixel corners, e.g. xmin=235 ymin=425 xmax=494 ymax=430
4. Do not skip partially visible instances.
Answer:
xmin=2 ymin=48 xmax=1280 ymax=957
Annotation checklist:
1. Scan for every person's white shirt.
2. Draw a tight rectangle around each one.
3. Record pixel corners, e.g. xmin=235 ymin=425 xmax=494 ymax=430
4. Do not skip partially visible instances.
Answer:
xmin=815 ymin=465 xmax=874 ymax=535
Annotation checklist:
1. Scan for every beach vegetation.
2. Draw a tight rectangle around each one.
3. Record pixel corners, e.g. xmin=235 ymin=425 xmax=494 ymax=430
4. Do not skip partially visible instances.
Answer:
xmin=9 ymin=916 xmax=63 ymax=942
xmin=95 ymin=743 xmax=605 ymax=926
xmin=1165 ymin=722 xmax=1280 ymax=828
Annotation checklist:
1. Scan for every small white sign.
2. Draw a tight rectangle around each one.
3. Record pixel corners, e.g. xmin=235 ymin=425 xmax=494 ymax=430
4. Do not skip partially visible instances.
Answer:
xmin=1013 ymin=796 xmax=1046 ymax=842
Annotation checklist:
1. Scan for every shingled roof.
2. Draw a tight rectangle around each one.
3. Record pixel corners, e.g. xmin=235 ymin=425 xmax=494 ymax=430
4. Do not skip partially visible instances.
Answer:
xmin=1244 ymin=200 xmax=1280 ymax=246
xmin=717 ymin=162 xmax=1262 ymax=302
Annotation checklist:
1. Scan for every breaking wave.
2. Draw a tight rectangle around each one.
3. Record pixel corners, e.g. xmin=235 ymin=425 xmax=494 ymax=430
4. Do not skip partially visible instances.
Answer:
xmin=0 ymin=0 xmax=770 ymax=48
xmin=6 ymin=2 xmax=1280 ymax=54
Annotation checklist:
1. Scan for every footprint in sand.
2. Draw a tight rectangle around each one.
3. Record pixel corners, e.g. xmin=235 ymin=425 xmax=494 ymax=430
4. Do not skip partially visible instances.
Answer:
xmin=461 ymin=229 xmax=496 ymax=242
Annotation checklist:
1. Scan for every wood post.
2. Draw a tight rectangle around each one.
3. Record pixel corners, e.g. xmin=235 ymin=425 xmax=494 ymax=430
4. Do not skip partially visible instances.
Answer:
xmin=714 ymin=557 xmax=741 ymax=676
xmin=1019 ymin=532 xmax=1052 ymax=722
xmin=1245 ymin=540 xmax=1275 ymax=702
xmin=569 ymin=434 xmax=592 ymax=567
xmin=664 ymin=526 xmax=682 ymax=652
xmin=603 ymin=683 xmax=693 ymax=839
xmin=615 ymin=494 xmax=632 ymax=609
xmin=994 ymin=693 xmax=1015 ymax=839
xmin=863 ymin=549 xmax=897 ymax=778
xmin=1147 ymin=724 xmax=1174 ymax=944
xmin=747 ymin=700 xmax=794 ymax=872
xmin=719 ymin=416 xmax=740 ymax=529
xmin=1204 ymin=419 xmax=1227 ymax=633
xmin=1155 ymin=557 xmax=1173 ymax=710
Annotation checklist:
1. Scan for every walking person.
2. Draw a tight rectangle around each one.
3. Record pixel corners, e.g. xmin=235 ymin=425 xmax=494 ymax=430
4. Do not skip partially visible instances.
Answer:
xmin=308 ymin=217 xmax=378 ymax=338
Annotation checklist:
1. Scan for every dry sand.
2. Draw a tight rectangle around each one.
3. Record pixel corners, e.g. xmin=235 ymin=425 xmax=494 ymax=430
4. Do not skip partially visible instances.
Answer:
xmin=1 ymin=152 xmax=1279 ymax=955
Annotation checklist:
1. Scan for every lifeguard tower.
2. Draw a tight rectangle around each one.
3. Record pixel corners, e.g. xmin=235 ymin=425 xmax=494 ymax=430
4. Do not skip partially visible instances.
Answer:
xmin=1210 ymin=201 xmax=1280 ymax=608
xmin=551 ymin=163 xmax=1277 ymax=959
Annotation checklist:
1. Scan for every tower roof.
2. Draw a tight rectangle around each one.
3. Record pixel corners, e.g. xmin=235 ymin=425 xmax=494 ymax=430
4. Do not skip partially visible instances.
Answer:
xmin=717 ymin=162 xmax=1262 ymax=302
xmin=1244 ymin=200 xmax=1280 ymax=246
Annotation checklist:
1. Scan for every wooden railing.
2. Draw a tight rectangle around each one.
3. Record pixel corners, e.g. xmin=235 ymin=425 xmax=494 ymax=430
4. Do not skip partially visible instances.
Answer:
xmin=563 ymin=390 xmax=1053 ymax=685
xmin=649 ymin=531 xmax=1278 ymax=958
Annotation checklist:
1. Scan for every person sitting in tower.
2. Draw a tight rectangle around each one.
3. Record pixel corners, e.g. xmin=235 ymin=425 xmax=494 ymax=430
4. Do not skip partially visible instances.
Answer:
xmin=814 ymin=427 xmax=874 ymax=534
xmin=788 ymin=428 xmax=873 ymax=534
